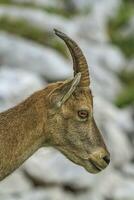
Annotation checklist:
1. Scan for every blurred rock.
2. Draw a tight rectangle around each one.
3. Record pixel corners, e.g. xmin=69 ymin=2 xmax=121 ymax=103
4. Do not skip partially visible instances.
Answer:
xmin=88 ymin=168 xmax=123 ymax=199
xmin=0 ymin=32 xmax=72 ymax=82
xmin=0 ymin=170 xmax=32 ymax=195
xmin=127 ymin=59 xmax=134 ymax=73
xmin=0 ymin=195 xmax=15 ymax=200
xmin=0 ymin=66 xmax=44 ymax=111
xmin=12 ymin=0 xmax=64 ymax=8
xmin=53 ymin=40 xmax=123 ymax=100
xmin=76 ymin=16 xmax=108 ymax=43
xmin=89 ymin=168 xmax=134 ymax=200
xmin=80 ymin=43 xmax=124 ymax=100
xmin=72 ymin=0 xmax=121 ymax=18
xmin=94 ymin=97 xmax=133 ymax=166
xmin=80 ymin=42 xmax=125 ymax=73
xmin=120 ymin=16 xmax=134 ymax=38
xmin=112 ymin=178 xmax=134 ymax=200
xmin=17 ymin=188 xmax=75 ymax=200
xmin=72 ymin=0 xmax=121 ymax=42
xmin=0 ymin=0 xmax=133 ymax=199
xmin=23 ymin=148 xmax=95 ymax=189
xmin=0 ymin=6 xmax=73 ymax=34
xmin=86 ymin=44 xmax=126 ymax=72
xmin=122 ymin=163 xmax=134 ymax=177
xmin=104 ymin=121 xmax=132 ymax=167
xmin=0 ymin=188 xmax=76 ymax=200
xmin=94 ymin=97 xmax=134 ymax=133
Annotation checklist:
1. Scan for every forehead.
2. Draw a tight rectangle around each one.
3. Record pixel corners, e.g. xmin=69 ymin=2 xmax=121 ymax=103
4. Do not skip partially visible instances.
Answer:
xmin=69 ymin=88 xmax=93 ymax=109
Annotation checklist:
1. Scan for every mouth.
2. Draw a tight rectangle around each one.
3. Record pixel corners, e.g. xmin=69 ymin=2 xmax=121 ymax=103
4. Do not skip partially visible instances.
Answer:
xmin=89 ymin=160 xmax=102 ymax=172
xmin=82 ymin=157 xmax=109 ymax=174
xmin=83 ymin=159 xmax=101 ymax=174
xmin=55 ymin=146 xmax=109 ymax=174
xmin=66 ymin=153 xmax=108 ymax=174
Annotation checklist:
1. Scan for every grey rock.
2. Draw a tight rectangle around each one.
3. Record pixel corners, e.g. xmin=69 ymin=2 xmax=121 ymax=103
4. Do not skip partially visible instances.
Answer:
xmin=72 ymin=0 xmax=121 ymax=17
xmin=91 ymin=168 xmax=134 ymax=200
xmin=0 ymin=188 xmax=75 ymax=200
xmin=112 ymin=177 xmax=134 ymax=200
xmin=91 ymin=69 xmax=121 ymax=101
xmin=21 ymin=188 xmax=76 ymax=200
xmin=122 ymin=163 xmax=134 ymax=177
xmin=12 ymin=0 xmax=64 ymax=8
xmin=55 ymin=167 xmax=126 ymax=200
xmin=0 ymin=170 xmax=32 ymax=195
xmin=75 ymin=15 xmax=108 ymax=43
xmin=0 ymin=195 xmax=16 ymax=200
xmin=94 ymin=97 xmax=133 ymax=166
xmin=88 ymin=168 xmax=123 ymax=199
xmin=0 ymin=66 xmax=44 ymax=111
xmin=104 ymin=121 xmax=132 ymax=167
xmin=81 ymin=42 xmax=126 ymax=73
xmin=0 ymin=6 xmax=72 ymax=34
xmin=73 ymin=0 xmax=121 ymax=42
xmin=0 ymin=32 xmax=72 ymax=81
xmin=127 ymin=59 xmax=134 ymax=73
xmin=23 ymin=148 xmax=95 ymax=189
xmin=79 ymin=42 xmax=124 ymax=100
xmin=94 ymin=97 xmax=134 ymax=133
xmin=0 ymin=5 xmax=78 ymax=39
xmin=120 ymin=16 xmax=134 ymax=38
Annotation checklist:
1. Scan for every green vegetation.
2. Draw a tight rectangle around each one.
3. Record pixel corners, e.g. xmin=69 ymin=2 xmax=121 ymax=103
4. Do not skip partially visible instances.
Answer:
xmin=0 ymin=0 xmax=12 ymax=4
xmin=0 ymin=0 xmax=133 ymax=109
xmin=108 ymin=0 xmax=134 ymax=58
xmin=0 ymin=16 xmax=68 ymax=57
xmin=115 ymin=70 xmax=134 ymax=108
xmin=42 ymin=6 xmax=78 ymax=19
xmin=0 ymin=0 xmax=90 ymax=19
xmin=0 ymin=0 xmax=74 ymax=18
xmin=108 ymin=0 xmax=134 ymax=108
xmin=0 ymin=0 xmax=90 ymax=56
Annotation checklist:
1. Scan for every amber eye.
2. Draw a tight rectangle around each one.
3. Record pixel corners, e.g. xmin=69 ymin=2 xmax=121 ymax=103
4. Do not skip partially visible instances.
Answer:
xmin=78 ymin=110 xmax=88 ymax=119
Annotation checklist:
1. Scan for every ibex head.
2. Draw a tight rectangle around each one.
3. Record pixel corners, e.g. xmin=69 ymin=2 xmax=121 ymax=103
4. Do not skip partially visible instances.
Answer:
xmin=0 ymin=29 xmax=110 ymax=181
xmin=47 ymin=30 xmax=110 ymax=174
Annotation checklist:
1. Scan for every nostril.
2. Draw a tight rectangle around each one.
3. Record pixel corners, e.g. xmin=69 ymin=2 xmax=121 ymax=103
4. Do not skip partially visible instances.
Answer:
xmin=103 ymin=155 xmax=110 ymax=164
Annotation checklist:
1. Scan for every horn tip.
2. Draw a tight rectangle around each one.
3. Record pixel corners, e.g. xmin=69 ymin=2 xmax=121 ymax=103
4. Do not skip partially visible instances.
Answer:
xmin=54 ymin=28 xmax=67 ymax=39
xmin=53 ymin=28 xmax=58 ymax=34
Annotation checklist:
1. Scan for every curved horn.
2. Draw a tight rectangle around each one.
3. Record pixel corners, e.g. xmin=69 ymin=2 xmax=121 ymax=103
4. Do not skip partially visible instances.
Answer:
xmin=54 ymin=29 xmax=90 ymax=87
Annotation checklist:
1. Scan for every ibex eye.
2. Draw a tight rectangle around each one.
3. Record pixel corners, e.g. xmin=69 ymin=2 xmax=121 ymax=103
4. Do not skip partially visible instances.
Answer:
xmin=78 ymin=110 xmax=88 ymax=119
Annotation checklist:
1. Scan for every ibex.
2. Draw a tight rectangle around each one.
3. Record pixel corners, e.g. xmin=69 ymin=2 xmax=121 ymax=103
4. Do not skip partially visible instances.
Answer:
xmin=0 ymin=29 xmax=110 ymax=181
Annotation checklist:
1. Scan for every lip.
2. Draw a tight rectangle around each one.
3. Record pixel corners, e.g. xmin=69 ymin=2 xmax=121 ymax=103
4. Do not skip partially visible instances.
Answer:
xmin=84 ymin=160 xmax=101 ymax=173
xmin=80 ymin=158 xmax=101 ymax=174
xmin=56 ymin=147 xmax=108 ymax=174
xmin=89 ymin=159 xmax=102 ymax=171
xmin=80 ymin=156 xmax=108 ymax=174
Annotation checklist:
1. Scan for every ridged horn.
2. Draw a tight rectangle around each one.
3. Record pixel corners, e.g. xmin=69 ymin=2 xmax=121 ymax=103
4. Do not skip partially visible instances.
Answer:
xmin=54 ymin=29 xmax=90 ymax=87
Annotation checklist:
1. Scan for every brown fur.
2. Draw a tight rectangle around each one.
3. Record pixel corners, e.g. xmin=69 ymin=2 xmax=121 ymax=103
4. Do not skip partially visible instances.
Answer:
xmin=0 ymin=31 xmax=110 ymax=181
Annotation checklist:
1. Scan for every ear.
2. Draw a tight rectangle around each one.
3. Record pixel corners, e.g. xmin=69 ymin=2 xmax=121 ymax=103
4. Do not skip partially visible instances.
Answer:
xmin=49 ymin=73 xmax=81 ymax=109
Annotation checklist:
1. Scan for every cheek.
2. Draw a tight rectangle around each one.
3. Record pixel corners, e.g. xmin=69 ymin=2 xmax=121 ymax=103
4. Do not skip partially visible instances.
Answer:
xmin=72 ymin=122 xmax=95 ymax=147
xmin=64 ymin=121 xmax=88 ymax=143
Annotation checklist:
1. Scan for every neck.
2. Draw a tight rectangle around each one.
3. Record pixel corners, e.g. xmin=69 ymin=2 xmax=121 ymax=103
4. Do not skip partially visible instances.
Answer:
xmin=0 ymin=89 xmax=49 ymax=180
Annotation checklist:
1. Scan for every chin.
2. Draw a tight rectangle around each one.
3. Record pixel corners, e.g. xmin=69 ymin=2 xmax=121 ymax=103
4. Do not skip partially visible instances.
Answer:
xmin=84 ymin=165 xmax=101 ymax=174
xmin=82 ymin=160 xmax=102 ymax=174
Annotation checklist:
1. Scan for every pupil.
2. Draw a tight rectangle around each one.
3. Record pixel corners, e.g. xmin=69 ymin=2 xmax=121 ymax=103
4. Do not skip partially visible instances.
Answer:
xmin=79 ymin=111 xmax=87 ymax=118
xmin=82 ymin=112 xmax=85 ymax=116
xmin=78 ymin=110 xmax=88 ymax=119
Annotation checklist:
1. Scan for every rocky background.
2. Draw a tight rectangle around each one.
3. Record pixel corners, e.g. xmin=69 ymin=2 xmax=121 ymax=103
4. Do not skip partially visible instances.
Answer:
xmin=0 ymin=0 xmax=134 ymax=199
